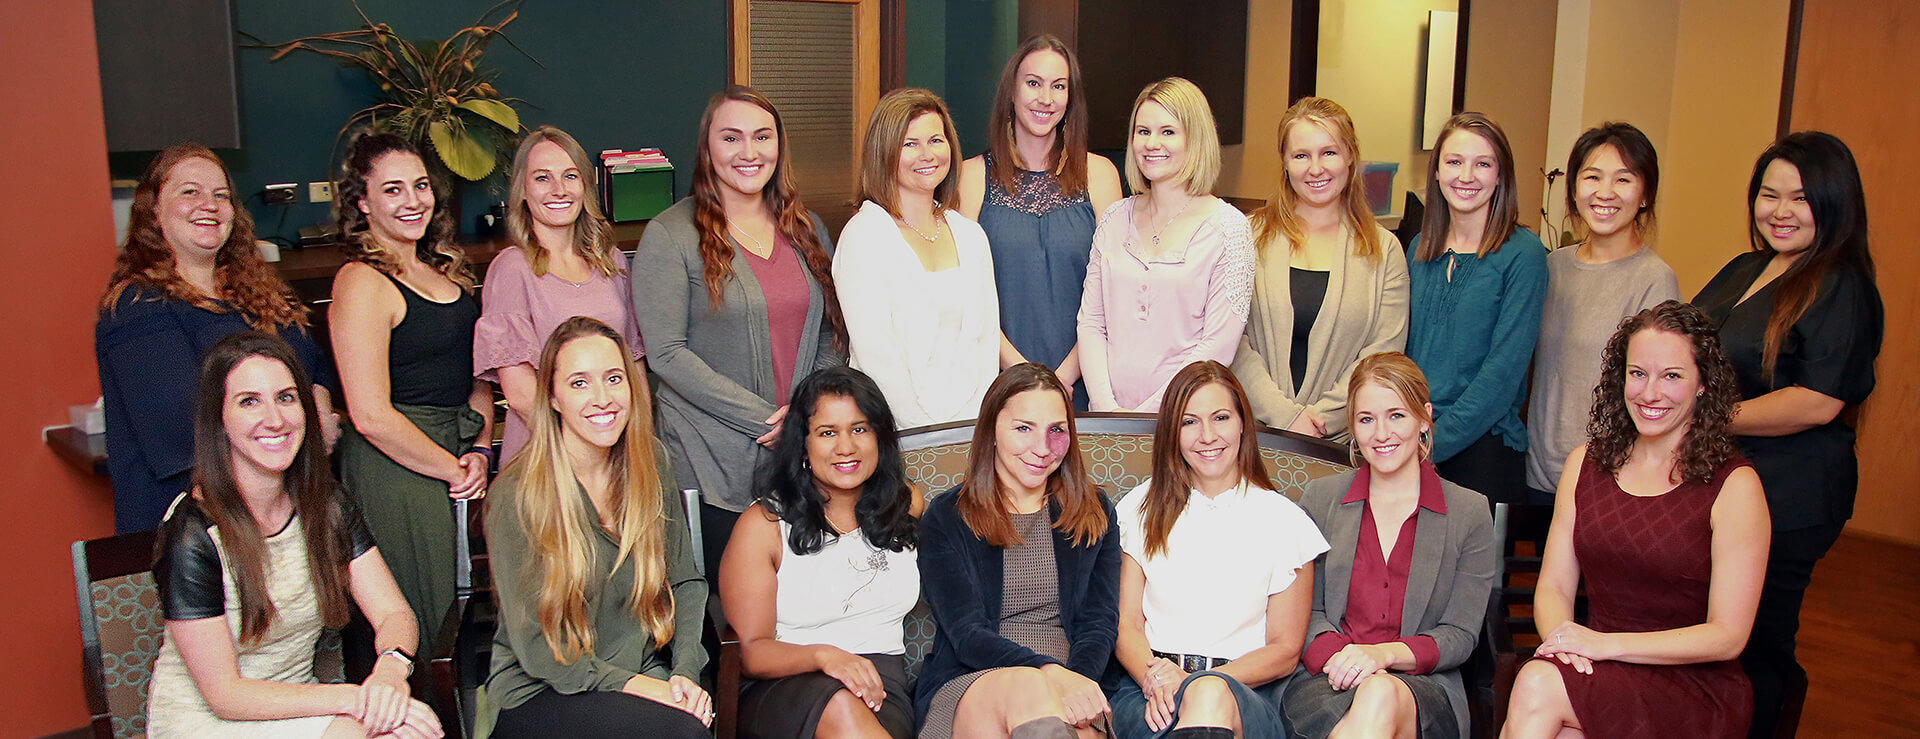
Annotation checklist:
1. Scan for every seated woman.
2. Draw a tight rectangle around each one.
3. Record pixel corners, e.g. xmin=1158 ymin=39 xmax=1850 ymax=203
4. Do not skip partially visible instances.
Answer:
xmin=917 ymin=363 xmax=1121 ymax=738
xmin=1501 ymin=301 xmax=1769 ymax=738
xmin=484 ymin=317 xmax=711 ymax=738
xmin=97 ymin=143 xmax=337 ymax=534
xmin=720 ymin=366 xmax=925 ymax=738
xmin=1109 ymin=360 xmax=1327 ymax=739
xmin=149 ymin=332 xmax=438 ymax=738
xmin=1287 ymin=352 xmax=1496 ymax=739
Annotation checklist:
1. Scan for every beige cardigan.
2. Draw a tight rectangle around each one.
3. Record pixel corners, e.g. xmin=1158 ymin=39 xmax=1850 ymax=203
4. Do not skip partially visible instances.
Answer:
xmin=1231 ymin=223 xmax=1409 ymax=438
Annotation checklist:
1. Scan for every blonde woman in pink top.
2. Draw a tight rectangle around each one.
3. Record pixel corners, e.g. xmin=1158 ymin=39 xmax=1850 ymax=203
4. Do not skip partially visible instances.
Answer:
xmin=475 ymin=127 xmax=645 ymax=461
xmin=1078 ymin=77 xmax=1255 ymax=413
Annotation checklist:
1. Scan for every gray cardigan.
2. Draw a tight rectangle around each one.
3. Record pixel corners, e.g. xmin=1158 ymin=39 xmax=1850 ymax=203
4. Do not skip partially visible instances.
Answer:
xmin=1294 ymin=467 xmax=1496 ymax=739
xmin=1232 ymin=224 xmax=1409 ymax=438
xmin=630 ymin=198 xmax=843 ymax=511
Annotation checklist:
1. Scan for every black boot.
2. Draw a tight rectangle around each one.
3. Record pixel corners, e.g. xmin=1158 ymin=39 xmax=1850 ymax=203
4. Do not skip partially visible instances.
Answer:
xmin=1008 ymin=717 xmax=1076 ymax=739
xmin=1168 ymin=728 xmax=1235 ymax=739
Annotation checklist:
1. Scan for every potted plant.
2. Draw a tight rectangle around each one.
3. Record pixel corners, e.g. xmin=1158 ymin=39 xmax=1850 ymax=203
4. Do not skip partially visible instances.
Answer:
xmin=255 ymin=0 xmax=537 ymax=183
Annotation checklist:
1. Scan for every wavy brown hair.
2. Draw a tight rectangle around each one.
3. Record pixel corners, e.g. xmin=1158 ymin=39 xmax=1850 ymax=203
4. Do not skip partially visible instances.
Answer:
xmin=1745 ymin=131 xmax=1876 ymax=380
xmin=101 ymin=144 xmax=308 ymax=329
xmin=690 ymin=86 xmax=846 ymax=348
xmin=333 ymin=130 xmax=473 ymax=289
xmin=1416 ymin=112 xmax=1521 ymax=262
xmin=182 ymin=332 xmax=352 ymax=644
xmin=498 ymin=317 xmax=675 ymax=660
xmin=955 ymin=363 xmax=1107 ymax=548
xmin=986 ymin=34 xmax=1090 ymax=197
xmin=1251 ymin=97 xmax=1383 ymax=262
xmin=1138 ymin=361 xmax=1274 ymax=560
xmin=507 ymin=126 xmax=621 ymax=279
xmin=1586 ymin=301 xmax=1740 ymax=483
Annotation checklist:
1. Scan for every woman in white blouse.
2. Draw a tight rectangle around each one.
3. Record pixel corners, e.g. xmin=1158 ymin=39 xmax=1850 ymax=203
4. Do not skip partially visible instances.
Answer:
xmin=1078 ymin=77 xmax=1255 ymax=413
xmin=1108 ymin=360 xmax=1327 ymax=739
xmin=833 ymin=88 xmax=1004 ymax=429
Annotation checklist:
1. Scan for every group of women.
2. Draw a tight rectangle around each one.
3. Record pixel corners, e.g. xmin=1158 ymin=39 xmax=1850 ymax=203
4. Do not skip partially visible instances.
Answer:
xmin=97 ymin=30 xmax=1880 ymax=739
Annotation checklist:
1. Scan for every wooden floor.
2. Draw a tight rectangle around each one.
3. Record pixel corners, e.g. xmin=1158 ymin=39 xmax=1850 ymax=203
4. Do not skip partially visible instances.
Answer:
xmin=1797 ymin=533 xmax=1920 ymax=737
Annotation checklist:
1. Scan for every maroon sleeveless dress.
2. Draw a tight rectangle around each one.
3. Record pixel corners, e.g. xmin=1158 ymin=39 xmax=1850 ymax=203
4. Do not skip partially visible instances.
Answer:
xmin=1543 ymin=451 xmax=1754 ymax=738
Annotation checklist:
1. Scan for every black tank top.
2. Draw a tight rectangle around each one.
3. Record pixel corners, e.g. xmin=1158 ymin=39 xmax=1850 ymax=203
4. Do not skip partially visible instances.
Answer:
xmin=380 ymin=270 xmax=479 ymax=407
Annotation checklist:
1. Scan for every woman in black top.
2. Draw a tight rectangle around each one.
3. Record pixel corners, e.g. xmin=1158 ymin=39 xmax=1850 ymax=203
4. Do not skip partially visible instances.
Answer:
xmin=1690 ymin=131 xmax=1882 ymax=739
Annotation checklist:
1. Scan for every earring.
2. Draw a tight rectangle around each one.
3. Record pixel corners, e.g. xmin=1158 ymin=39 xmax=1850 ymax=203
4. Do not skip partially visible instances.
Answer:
xmin=1696 ymin=390 xmax=1704 ymax=397
xmin=802 ymin=459 xmax=811 ymax=470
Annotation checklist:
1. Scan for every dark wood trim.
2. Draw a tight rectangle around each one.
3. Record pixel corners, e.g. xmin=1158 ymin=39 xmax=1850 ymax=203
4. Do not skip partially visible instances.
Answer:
xmin=1018 ymin=0 xmax=1078 ymax=50
xmin=1777 ymin=0 xmax=1805 ymax=138
xmin=1289 ymin=0 xmax=1321 ymax=104
xmin=880 ymin=0 xmax=905 ymax=92
xmin=1453 ymin=0 xmax=1472 ymax=114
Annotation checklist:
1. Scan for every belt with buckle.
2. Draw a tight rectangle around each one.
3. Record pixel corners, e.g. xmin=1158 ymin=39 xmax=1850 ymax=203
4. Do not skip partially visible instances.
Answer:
xmin=1152 ymin=650 xmax=1232 ymax=673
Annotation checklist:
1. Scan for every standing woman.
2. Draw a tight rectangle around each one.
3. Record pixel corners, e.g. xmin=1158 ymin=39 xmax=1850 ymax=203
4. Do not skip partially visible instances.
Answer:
xmin=148 ymin=332 xmax=438 ymax=738
xmin=1079 ymin=77 xmax=1255 ymax=413
xmin=1691 ymin=132 xmax=1882 ymax=739
xmin=97 ymin=143 xmax=338 ymax=534
xmin=834 ymin=87 xmax=1001 ymax=428
xmin=476 ymin=126 xmax=645 ymax=461
xmin=1286 ymin=352 xmax=1494 ymax=739
xmin=1525 ymin=122 xmax=1680 ymax=501
xmin=1404 ymin=114 xmax=1547 ymax=506
xmin=957 ymin=34 xmax=1125 ymax=408
xmin=485 ymin=317 xmax=711 ymax=737
xmin=917 ymin=363 xmax=1121 ymax=738
xmin=1501 ymin=302 xmax=1769 ymax=739
xmin=1109 ymin=361 xmax=1327 ymax=739
xmin=719 ymin=366 xmax=924 ymax=739
xmin=632 ymin=85 xmax=845 ymax=578
xmin=1233 ymin=97 xmax=1409 ymax=439
xmin=329 ymin=131 xmax=492 ymax=657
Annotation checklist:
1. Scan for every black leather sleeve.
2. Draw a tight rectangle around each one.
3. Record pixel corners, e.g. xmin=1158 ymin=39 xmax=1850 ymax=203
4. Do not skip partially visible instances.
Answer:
xmin=339 ymin=490 xmax=378 ymax=561
xmin=152 ymin=498 xmax=228 ymax=621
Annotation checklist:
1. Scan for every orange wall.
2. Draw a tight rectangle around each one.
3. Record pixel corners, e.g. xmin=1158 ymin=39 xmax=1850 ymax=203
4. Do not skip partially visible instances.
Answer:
xmin=1 ymin=1 xmax=120 ymax=736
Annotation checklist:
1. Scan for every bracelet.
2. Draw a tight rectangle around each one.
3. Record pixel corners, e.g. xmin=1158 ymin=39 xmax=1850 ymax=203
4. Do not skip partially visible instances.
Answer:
xmin=379 ymin=646 xmax=416 ymax=677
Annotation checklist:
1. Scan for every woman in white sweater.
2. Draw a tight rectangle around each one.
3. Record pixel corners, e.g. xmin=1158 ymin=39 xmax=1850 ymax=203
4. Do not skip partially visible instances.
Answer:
xmin=834 ymin=88 xmax=1003 ymax=429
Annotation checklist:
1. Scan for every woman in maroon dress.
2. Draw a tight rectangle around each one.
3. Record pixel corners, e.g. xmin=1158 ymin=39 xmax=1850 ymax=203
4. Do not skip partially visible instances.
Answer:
xmin=1500 ymin=300 xmax=1770 ymax=739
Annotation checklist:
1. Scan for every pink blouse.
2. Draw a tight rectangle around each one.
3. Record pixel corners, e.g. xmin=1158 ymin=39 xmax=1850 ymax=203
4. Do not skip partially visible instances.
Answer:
xmin=474 ymin=246 xmax=644 ymax=459
xmin=1076 ymin=197 xmax=1255 ymax=411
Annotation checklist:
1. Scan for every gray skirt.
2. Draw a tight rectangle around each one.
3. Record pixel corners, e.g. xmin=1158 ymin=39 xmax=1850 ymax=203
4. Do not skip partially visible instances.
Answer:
xmin=1282 ymin=673 xmax=1458 ymax=739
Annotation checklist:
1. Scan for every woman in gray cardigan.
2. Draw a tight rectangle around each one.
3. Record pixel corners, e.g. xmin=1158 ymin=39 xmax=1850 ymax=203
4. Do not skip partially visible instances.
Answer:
xmin=631 ymin=86 xmax=846 ymax=576
xmin=1234 ymin=98 xmax=1408 ymax=440
xmin=1285 ymin=352 xmax=1495 ymax=739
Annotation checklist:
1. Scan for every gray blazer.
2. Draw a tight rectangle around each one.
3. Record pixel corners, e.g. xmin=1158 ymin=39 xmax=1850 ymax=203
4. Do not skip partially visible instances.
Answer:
xmin=1294 ymin=467 xmax=1496 ymax=739
xmin=630 ymin=198 xmax=843 ymax=511
xmin=1232 ymin=224 xmax=1409 ymax=438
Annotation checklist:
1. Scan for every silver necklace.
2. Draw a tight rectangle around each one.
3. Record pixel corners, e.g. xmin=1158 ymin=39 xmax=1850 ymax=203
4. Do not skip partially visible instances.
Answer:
xmin=1138 ymin=195 xmax=1198 ymax=247
xmin=899 ymin=211 xmax=944 ymax=243
xmin=727 ymin=220 xmax=771 ymax=257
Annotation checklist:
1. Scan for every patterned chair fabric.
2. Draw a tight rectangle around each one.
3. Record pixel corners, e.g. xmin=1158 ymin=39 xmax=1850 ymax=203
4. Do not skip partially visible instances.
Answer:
xmin=75 ymin=532 xmax=347 ymax=739
xmin=895 ymin=413 xmax=1353 ymax=685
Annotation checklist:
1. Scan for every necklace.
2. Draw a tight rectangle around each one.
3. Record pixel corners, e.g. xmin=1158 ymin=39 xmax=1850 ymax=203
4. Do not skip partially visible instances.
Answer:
xmin=899 ymin=211 xmax=944 ymax=243
xmin=1138 ymin=195 xmax=1198 ymax=247
xmin=727 ymin=220 xmax=772 ymax=258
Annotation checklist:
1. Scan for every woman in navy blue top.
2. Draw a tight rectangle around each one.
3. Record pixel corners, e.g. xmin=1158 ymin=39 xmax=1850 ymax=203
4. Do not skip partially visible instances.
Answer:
xmin=1403 ymin=114 xmax=1547 ymax=507
xmin=96 ymin=143 xmax=337 ymax=534
xmin=957 ymin=34 xmax=1123 ymax=410
xmin=1691 ymin=131 xmax=1882 ymax=739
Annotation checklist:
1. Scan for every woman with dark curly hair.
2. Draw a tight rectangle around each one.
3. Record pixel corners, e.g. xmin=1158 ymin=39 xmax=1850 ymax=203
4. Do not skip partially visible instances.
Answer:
xmin=1501 ymin=300 xmax=1770 ymax=739
xmin=329 ymin=131 xmax=492 ymax=657
xmin=719 ymin=366 xmax=924 ymax=738
xmin=96 ymin=143 xmax=338 ymax=533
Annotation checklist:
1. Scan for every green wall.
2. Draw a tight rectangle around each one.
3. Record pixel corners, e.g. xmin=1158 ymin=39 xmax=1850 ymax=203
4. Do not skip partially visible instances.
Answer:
xmin=134 ymin=1 xmax=728 ymax=243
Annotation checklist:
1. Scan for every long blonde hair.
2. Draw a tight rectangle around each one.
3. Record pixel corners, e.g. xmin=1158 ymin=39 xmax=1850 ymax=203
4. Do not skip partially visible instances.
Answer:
xmin=501 ymin=317 xmax=674 ymax=661
xmin=1250 ymin=97 xmax=1383 ymax=261
xmin=507 ymin=126 xmax=622 ymax=279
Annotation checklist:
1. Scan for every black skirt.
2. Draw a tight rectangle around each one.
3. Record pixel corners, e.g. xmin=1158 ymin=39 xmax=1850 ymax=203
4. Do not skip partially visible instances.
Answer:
xmin=738 ymin=653 xmax=913 ymax=739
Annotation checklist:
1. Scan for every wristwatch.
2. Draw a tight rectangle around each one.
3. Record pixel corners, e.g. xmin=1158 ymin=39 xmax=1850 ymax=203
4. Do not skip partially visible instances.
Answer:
xmin=380 ymin=646 xmax=416 ymax=677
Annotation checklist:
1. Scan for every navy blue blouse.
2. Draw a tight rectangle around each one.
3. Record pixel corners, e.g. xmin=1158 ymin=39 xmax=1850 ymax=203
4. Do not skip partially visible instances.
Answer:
xmin=977 ymin=153 xmax=1097 ymax=406
xmin=95 ymin=286 xmax=336 ymax=533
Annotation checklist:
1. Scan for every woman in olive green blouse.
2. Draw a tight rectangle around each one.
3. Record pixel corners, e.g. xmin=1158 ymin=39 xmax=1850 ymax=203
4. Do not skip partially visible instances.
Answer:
xmin=484 ymin=317 xmax=710 ymax=737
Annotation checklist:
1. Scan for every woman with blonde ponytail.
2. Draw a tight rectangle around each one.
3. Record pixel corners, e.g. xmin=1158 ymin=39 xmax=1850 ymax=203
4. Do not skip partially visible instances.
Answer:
xmin=484 ymin=317 xmax=711 ymax=737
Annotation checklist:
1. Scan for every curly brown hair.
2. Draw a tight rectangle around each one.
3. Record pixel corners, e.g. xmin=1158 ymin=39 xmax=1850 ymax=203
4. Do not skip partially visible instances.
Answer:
xmin=100 ymin=144 xmax=308 ymax=329
xmin=1586 ymin=300 xmax=1740 ymax=483
xmin=333 ymin=130 xmax=472 ymax=289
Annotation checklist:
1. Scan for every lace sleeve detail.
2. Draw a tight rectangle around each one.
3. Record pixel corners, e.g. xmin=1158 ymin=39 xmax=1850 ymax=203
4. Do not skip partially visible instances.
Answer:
xmin=1216 ymin=206 xmax=1257 ymax=319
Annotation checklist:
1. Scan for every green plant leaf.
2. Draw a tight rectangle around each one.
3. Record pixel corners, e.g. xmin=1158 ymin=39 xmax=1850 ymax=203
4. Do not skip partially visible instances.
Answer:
xmin=429 ymin=118 xmax=495 ymax=180
xmin=456 ymin=98 xmax=518 ymax=132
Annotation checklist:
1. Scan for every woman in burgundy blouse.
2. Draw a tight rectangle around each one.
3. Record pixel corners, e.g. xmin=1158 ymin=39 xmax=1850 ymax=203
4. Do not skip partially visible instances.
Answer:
xmin=1286 ymin=352 xmax=1495 ymax=739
